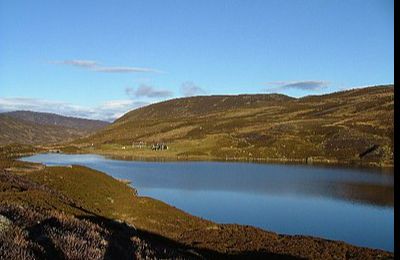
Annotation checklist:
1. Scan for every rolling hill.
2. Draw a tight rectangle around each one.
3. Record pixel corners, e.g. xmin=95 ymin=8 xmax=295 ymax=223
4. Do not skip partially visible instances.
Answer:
xmin=0 ymin=111 xmax=109 ymax=145
xmin=0 ymin=145 xmax=392 ymax=259
xmin=76 ymin=85 xmax=394 ymax=166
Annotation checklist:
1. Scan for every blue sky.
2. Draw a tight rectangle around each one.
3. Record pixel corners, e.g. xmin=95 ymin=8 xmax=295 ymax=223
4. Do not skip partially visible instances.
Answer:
xmin=0 ymin=0 xmax=393 ymax=121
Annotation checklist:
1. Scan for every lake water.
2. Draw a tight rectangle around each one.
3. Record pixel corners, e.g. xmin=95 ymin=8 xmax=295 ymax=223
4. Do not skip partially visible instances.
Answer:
xmin=21 ymin=153 xmax=394 ymax=251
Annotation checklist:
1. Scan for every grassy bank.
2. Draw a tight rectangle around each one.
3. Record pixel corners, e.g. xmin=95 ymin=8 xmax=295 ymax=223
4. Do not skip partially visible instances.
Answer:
xmin=0 ymin=145 xmax=394 ymax=259
xmin=59 ymin=142 xmax=393 ymax=169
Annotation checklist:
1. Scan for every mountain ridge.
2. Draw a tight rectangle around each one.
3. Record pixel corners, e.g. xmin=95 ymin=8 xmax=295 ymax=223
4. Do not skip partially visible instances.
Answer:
xmin=75 ymin=85 xmax=394 ymax=167
xmin=0 ymin=111 xmax=109 ymax=145
xmin=3 ymin=110 xmax=109 ymax=131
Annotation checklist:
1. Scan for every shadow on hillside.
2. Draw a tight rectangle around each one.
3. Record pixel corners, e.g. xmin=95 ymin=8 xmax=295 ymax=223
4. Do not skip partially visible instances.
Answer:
xmin=0 ymin=169 xmax=297 ymax=259
xmin=27 ymin=217 xmax=71 ymax=259
xmin=81 ymin=215 xmax=300 ymax=260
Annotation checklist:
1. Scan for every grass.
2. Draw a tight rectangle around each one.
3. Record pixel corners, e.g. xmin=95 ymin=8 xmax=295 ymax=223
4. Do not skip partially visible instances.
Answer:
xmin=0 ymin=143 xmax=394 ymax=259
xmin=73 ymin=85 xmax=394 ymax=168
xmin=26 ymin=164 xmax=213 ymax=238
xmin=0 ymin=111 xmax=109 ymax=146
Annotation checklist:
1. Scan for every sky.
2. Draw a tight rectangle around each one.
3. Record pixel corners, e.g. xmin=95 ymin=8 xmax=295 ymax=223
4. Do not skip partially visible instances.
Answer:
xmin=0 ymin=0 xmax=394 ymax=121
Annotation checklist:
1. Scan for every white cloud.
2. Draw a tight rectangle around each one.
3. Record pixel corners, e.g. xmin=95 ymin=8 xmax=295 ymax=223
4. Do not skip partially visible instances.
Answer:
xmin=50 ymin=59 xmax=163 ymax=74
xmin=50 ymin=60 xmax=98 ymax=68
xmin=0 ymin=97 xmax=147 ymax=122
xmin=93 ymin=66 xmax=162 ymax=73
xmin=102 ymin=100 xmax=135 ymax=109
xmin=125 ymin=84 xmax=173 ymax=98
xmin=263 ymin=80 xmax=328 ymax=92
xmin=180 ymin=81 xmax=206 ymax=96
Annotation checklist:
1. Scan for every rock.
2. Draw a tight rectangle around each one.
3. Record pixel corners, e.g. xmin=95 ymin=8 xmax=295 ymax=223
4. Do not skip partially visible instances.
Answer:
xmin=0 ymin=214 xmax=12 ymax=232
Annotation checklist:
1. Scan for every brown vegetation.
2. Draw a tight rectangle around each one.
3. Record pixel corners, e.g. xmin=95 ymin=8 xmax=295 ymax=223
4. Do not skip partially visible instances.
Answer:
xmin=0 ymin=111 xmax=109 ymax=145
xmin=75 ymin=85 xmax=394 ymax=167
xmin=0 ymin=145 xmax=393 ymax=259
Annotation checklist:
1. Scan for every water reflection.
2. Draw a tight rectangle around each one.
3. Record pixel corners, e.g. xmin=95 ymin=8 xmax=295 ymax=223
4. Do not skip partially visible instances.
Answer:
xmin=21 ymin=153 xmax=394 ymax=251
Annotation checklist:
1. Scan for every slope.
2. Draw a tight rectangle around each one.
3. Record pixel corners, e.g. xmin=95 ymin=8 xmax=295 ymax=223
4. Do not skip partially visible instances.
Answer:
xmin=0 ymin=111 xmax=109 ymax=145
xmin=3 ymin=110 xmax=109 ymax=132
xmin=77 ymin=85 xmax=394 ymax=166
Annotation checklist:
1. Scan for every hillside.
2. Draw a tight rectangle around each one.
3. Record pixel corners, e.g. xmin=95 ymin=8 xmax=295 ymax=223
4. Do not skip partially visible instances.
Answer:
xmin=0 ymin=145 xmax=393 ymax=259
xmin=0 ymin=111 xmax=109 ymax=145
xmin=76 ymin=85 xmax=394 ymax=167
xmin=3 ymin=111 xmax=109 ymax=132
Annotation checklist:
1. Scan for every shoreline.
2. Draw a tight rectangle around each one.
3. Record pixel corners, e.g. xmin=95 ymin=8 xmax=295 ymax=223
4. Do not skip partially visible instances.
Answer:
xmin=1 ymin=146 xmax=393 ymax=258
xmin=56 ymin=145 xmax=394 ymax=170
xmin=21 ymin=151 xmax=394 ymax=250
xmin=21 ymin=158 xmax=395 ymax=254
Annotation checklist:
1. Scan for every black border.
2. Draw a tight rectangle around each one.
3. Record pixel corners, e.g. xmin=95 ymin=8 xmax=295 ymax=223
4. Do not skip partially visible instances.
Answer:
xmin=394 ymin=0 xmax=397 ymax=255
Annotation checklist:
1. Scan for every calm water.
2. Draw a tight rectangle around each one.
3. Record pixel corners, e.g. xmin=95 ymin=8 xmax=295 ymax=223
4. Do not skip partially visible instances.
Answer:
xmin=21 ymin=153 xmax=394 ymax=251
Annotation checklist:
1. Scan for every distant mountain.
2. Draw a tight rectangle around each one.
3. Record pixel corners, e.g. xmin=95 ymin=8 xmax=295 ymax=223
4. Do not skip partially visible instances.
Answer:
xmin=78 ymin=85 xmax=394 ymax=166
xmin=0 ymin=111 xmax=109 ymax=145
xmin=3 ymin=111 xmax=109 ymax=132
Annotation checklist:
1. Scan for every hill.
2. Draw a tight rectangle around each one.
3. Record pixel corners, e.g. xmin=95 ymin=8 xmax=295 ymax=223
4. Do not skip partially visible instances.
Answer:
xmin=0 ymin=145 xmax=393 ymax=259
xmin=3 ymin=111 xmax=109 ymax=132
xmin=76 ymin=85 xmax=394 ymax=167
xmin=0 ymin=111 xmax=109 ymax=145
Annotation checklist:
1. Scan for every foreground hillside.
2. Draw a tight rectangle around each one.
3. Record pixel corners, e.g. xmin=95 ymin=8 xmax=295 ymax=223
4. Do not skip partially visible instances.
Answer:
xmin=0 ymin=111 xmax=109 ymax=145
xmin=77 ymin=85 xmax=394 ymax=167
xmin=0 ymin=145 xmax=393 ymax=259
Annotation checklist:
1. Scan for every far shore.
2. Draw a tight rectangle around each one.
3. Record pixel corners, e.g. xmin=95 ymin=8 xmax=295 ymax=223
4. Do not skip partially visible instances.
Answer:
xmin=4 ymin=144 xmax=393 ymax=258
xmin=45 ymin=144 xmax=394 ymax=169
